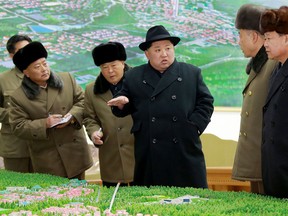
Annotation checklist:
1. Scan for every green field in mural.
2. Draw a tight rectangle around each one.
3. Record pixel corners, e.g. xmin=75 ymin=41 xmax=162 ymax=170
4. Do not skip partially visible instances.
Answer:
xmin=0 ymin=0 xmax=285 ymax=107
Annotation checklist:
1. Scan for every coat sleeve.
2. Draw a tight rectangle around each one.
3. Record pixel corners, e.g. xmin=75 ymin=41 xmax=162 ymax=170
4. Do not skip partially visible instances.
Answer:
xmin=0 ymin=74 xmax=9 ymax=124
xmin=189 ymin=71 xmax=214 ymax=134
xmin=9 ymin=92 xmax=48 ymax=140
xmin=83 ymin=84 xmax=101 ymax=139
xmin=0 ymin=91 xmax=8 ymax=123
xmin=65 ymin=73 xmax=85 ymax=129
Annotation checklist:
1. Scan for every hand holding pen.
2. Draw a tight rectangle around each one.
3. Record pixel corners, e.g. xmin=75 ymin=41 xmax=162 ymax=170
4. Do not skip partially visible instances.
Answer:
xmin=46 ymin=113 xmax=73 ymax=128
xmin=91 ymin=127 xmax=103 ymax=145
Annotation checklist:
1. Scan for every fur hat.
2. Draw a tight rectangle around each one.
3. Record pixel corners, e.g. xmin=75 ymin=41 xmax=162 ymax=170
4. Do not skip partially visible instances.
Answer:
xmin=235 ymin=4 xmax=265 ymax=32
xmin=92 ymin=42 xmax=127 ymax=66
xmin=13 ymin=41 xmax=48 ymax=72
xmin=139 ymin=25 xmax=180 ymax=51
xmin=260 ymin=6 xmax=288 ymax=34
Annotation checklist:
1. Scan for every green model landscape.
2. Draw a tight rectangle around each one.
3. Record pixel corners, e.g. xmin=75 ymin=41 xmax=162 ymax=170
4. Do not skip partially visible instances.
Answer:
xmin=0 ymin=0 xmax=284 ymax=107
xmin=0 ymin=170 xmax=287 ymax=215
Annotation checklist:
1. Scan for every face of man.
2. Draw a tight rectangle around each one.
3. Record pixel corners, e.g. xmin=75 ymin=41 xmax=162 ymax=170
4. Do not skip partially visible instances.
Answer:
xmin=264 ymin=31 xmax=288 ymax=63
xmin=238 ymin=29 xmax=258 ymax=58
xmin=9 ymin=40 xmax=30 ymax=58
xmin=100 ymin=60 xmax=125 ymax=85
xmin=145 ymin=40 xmax=175 ymax=73
xmin=23 ymin=57 xmax=50 ymax=87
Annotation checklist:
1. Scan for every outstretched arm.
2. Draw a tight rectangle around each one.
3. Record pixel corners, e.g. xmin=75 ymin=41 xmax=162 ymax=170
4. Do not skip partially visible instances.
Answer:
xmin=107 ymin=96 xmax=129 ymax=110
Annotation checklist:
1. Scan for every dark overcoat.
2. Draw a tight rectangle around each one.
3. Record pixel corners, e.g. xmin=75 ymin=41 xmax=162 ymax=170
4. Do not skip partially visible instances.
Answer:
xmin=262 ymin=60 xmax=288 ymax=198
xmin=112 ymin=60 xmax=214 ymax=188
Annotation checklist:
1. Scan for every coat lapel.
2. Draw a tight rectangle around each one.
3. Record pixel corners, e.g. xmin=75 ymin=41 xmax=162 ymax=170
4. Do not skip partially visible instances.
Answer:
xmin=143 ymin=61 xmax=179 ymax=97
xmin=242 ymin=71 xmax=257 ymax=94
xmin=98 ymin=90 xmax=113 ymax=102
xmin=47 ymin=87 xmax=59 ymax=111
xmin=266 ymin=61 xmax=288 ymax=104
xmin=142 ymin=64 xmax=160 ymax=90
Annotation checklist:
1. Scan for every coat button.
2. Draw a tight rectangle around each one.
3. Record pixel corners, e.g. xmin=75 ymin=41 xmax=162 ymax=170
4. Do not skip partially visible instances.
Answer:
xmin=172 ymin=116 xmax=178 ymax=121
xmin=151 ymin=117 xmax=156 ymax=122
xmin=173 ymin=138 xmax=178 ymax=143
xmin=269 ymin=137 xmax=274 ymax=143
xmin=248 ymin=91 xmax=252 ymax=96
xmin=245 ymin=111 xmax=249 ymax=116
xmin=243 ymin=132 xmax=247 ymax=137
xmin=171 ymin=95 xmax=176 ymax=100
xmin=177 ymin=77 xmax=182 ymax=82
xmin=151 ymin=97 xmax=155 ymax=101
xmin=152 ymin=139 xmax=157 ymax=144
xmin=117 ymin=127 xmax=122 ymax=131
xmin=243 ymin=92 xmax=246 ymax=97
xmin=143 ymin=80 xmax=147 ymax=84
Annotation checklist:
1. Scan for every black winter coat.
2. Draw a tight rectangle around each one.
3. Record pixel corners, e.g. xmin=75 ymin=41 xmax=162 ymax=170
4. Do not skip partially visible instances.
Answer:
xmin=112 ymin=60 xmax=214 ymax=188
xmin=262 ymin=60 xmax=288 ymax=198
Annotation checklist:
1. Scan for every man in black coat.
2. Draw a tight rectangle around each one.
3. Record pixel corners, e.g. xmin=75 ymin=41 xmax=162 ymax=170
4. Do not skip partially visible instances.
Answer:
xmin=260 ymin=6 xmax=288 ymax=198
xmin=108 ymin=25 xmax=214 ymax=188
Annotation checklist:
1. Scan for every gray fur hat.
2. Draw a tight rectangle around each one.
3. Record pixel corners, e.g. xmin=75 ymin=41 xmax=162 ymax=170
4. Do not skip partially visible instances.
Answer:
xmin=235 ymin=4 xmax=266 ymax=32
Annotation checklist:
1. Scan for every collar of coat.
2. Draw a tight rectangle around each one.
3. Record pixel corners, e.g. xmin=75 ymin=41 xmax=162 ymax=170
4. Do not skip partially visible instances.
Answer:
xmin=246 ymin=46 xmax=268 ymax=74
xmin=93 ymin=63 xmax=131 ymax=94
xmin=21 ymin=72 xmax=63 ymax=100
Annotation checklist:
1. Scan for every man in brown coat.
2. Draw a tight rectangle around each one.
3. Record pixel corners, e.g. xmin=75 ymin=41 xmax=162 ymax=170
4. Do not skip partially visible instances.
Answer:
xmin=0 ymin=34 xmax=33 ymax=173
xmin=9 ymin=41 xmax=93 ymax=179
xmin=84 ymin=42 xmax=134 ymax=187
xmin=232 ymin=4 xmax=277 ymax=194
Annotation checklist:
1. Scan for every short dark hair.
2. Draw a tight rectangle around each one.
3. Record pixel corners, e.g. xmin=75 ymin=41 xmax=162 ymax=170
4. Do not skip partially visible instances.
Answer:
xmin=6 ymin=34 xmax=32 ymax=54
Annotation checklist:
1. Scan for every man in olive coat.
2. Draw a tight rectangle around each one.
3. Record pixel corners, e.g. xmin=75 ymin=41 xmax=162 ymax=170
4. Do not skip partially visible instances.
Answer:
xmin=84 ymin=42 xmax=134 ymax=187
xmin=9 ymin=41 xmax=93 ymax=179
xmin=232 ymin=4 xmax=277 ymax=194
xmin=0 ymin=34 xmax=33 ymax=173
xmin=108 ymin=25 xmax=214 ymax=188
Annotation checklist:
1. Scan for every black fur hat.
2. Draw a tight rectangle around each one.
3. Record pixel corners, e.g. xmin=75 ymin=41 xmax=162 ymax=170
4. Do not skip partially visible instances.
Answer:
xmin=13 ymin=41 xmax=48 ymax=72
xmin=235 ymin=4 xmax=265 ymax=32
xmin=92 ymin=42 xmax=127 ymax=66
xmin=260 ymin=6 xmax=288 ymax=34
